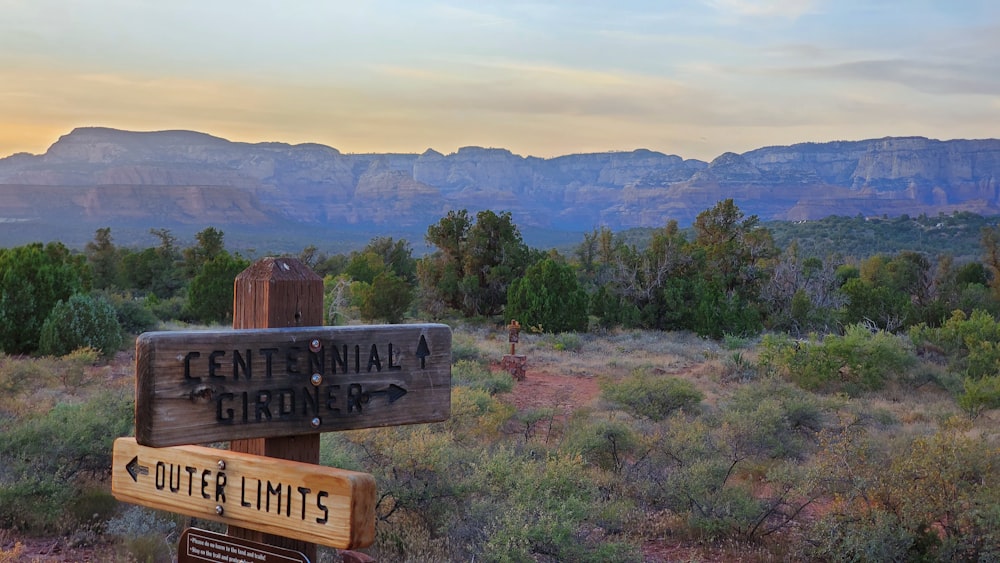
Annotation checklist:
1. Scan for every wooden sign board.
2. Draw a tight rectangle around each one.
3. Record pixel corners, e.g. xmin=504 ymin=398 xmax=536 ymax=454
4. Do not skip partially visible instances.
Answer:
xmin=112 ymin=437 xmax=375 ymax=550
xmin=179 ymin=527 xmax=309 ymax=563
xmin=135 ymin=324 xmax=451 ymax=447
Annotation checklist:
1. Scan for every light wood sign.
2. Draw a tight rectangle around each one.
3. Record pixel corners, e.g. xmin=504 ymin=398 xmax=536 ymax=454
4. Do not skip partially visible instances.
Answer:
xmin=112 ymin=437 xmax=375 ymax=549
xmin=135 ymin=324 xmax=451 ymax=447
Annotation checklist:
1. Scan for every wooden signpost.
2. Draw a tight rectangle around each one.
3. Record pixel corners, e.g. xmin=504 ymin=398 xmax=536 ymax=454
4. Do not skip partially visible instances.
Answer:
xmin=112 ymin=437 xmax=375 ymax=549
xmin=134 ymin=324 xmax=452 ymax=447
xmin=112 ymin=257 xmax=453 ymax=561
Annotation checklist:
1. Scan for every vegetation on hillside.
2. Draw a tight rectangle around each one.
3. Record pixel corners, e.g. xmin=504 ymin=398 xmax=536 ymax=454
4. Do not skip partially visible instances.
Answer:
xmin=2 ymin=202 xmax=1000 ymax=561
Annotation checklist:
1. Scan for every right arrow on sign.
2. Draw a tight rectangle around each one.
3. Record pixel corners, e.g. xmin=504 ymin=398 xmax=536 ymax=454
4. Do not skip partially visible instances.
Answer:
xmin=368 ymin=384 xmax=407 ymax=404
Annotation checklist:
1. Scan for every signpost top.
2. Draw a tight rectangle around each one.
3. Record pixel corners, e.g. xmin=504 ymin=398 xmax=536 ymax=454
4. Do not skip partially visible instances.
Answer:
xmin=135 ymin=323 xmax=451 ymax=447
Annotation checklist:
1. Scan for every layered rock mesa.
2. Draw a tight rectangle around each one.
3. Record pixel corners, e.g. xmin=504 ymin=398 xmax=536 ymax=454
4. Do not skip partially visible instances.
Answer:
xmin=1 ymin=127 xmax=999 ymax=234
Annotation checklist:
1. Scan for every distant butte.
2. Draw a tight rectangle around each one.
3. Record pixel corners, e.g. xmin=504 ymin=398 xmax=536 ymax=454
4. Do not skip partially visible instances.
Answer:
xmin=1 ymin=128 xmax=998 ymax=249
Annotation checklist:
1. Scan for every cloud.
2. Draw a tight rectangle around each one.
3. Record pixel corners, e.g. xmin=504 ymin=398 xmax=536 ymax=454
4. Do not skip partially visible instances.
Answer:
xmin=787 ymin=58 xmax=1000 ymax=97
xmin=704 ymin=0 xmax=820 ymax=20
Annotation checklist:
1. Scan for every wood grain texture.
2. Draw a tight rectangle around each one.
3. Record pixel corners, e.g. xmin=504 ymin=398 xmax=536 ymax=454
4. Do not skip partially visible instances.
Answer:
xmin=112 ymin=438 xmax=376 ymax=549
xmin=134 ymin=325 xmax=452 ymax=447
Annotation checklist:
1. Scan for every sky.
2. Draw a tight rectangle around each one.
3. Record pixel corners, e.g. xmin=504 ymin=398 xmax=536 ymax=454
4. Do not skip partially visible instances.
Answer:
xmin=1 ymin=0 xmax=999 ymax=162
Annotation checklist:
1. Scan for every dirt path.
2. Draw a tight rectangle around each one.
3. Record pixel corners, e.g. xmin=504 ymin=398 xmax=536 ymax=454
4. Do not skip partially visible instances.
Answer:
xmin=501 ymin=368 xmax=602 ymax=414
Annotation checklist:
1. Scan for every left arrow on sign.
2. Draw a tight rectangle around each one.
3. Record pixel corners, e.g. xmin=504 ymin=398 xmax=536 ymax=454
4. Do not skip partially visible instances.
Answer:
xmin=126 ymin=456 xmax=149 ymax=482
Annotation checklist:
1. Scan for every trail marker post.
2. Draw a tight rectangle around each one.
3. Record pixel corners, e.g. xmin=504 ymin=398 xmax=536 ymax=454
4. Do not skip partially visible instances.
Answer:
xmin=113 ymin=257 xmax=452 ymax=561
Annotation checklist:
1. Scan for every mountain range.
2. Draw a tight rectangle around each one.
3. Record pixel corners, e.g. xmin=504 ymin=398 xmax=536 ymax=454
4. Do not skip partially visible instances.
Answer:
xmin=1 ymin=127 xmax=999 ymax=251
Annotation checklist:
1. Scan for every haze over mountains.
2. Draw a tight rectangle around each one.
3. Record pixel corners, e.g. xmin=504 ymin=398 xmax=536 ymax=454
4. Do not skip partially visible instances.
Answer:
xmin=1 ymin=127 xmax=999 ymax=251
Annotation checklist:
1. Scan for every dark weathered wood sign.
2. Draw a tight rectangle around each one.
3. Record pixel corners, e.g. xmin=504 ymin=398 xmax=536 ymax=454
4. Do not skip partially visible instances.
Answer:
xmin=135 ymin=324 xmax=451 ymax=447
xmin=178 ymin=527 xmax=310 ymax=563
xmin=112 ymin=437 xmax=375 ymax=549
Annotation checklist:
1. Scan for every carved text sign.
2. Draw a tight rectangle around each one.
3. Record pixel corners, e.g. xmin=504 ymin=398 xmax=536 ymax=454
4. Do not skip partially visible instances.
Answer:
xmin=112 ymin=438 xmax=375 ymax=549
xmin=135 ymin=324 xmax=451 ymax=447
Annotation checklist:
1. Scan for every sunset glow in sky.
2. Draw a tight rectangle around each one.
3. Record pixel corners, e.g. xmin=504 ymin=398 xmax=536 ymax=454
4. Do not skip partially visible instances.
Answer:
xmin=2 ymin=0 xmax=999 ymax=161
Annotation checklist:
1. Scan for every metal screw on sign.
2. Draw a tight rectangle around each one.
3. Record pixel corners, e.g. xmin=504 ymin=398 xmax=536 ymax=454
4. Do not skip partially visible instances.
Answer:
xmin=309 ymin=339 xmax=322 ymax=352
xmin=216 ymin=505 xmax=224 ymax=515
xmin=217 ymin=460 xmax=226 ymax=470
xmin=311 ymin=417 xmax=321 ymax=429
xmin=311 ymin=373 xmax=323 ymax=386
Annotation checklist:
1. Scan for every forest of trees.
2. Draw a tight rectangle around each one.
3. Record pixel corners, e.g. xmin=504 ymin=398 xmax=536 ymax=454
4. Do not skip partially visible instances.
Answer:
xmin=5 ymin=201 xmax=1000 ymax=353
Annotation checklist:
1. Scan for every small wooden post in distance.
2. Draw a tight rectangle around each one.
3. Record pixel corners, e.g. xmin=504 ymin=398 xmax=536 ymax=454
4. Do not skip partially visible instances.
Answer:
xmin=228 ymin=257 xmax=323 ymax=561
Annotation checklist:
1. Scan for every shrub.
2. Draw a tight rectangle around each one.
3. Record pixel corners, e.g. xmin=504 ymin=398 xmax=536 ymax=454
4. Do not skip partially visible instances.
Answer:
xmin=957 ymin=374 xmax=1000 ymax=418
xmin=105 ymin=505 xmax=177 ymax=563
xmin=38 ymin=293 xmax=123 ymax=358
xmin=563 ymin=417 xmax=639 ymax=474
xmin=806 ymin=419 xmax=1000 ymax=562
xmin=807 ymin=509 xmax=914 ymax=562
xmin=453 ymin=359 xmax=513 ymax=395
xmin=506 ymin=258 xmax=588 ymax=333
xmin=601 ymin=372 xmax=703 ymax=420
xmin=0 ymin=390 xmax=133 ymax=532
xmin=760 ymin=325 xmax=915 ymax=394
xmin=109 ymin=293 xmax=159 ymax=334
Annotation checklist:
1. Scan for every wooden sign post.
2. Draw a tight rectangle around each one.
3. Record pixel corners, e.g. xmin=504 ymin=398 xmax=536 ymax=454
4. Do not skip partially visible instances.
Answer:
xmin=116 ymin=258 xmax=452 ymax=562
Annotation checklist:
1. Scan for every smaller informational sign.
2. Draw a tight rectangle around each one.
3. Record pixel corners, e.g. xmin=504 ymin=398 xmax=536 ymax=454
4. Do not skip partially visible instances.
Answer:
xmin=179 ymin=527 xmax=309 ymax=563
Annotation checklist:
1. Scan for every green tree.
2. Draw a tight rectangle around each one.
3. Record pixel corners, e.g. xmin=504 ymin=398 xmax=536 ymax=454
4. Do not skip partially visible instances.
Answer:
xmin=344 ymin=237 xmax=417 ymax=323
xmin=693 ymin=199 xmax=776 ymax=297
xmin=184 ymin=252 xmax=250 ymax=324
xmin=182 ymin=226 xmax=226 ymax=278
xmin=421 ymin=209 xmax=534 ymax=317
xmin=84 ymin=227 xmax=120 ymax=290
xmin=122 ymin=229 xmax=183 ymax=298
xmin=0 ymin=242 xmax=85 ymax=354
xmin=507 ymin=257 xmax=589 ymax=333
xmin=354 ymin=270 xmax=413 ymax=323
xmin=38 ymin=293 xmax=123 ymax=358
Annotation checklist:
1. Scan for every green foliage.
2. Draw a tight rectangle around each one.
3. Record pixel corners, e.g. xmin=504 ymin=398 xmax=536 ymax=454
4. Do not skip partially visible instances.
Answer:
xmin=453 ymin=359 xmax=514 ymax=395
xmin=421 ymin=209 xmax=535 ymax=317
xmin=107 ymin=292 xmax=159 ymax=334
xmin=722 ymin=377 xmax=831 ymax=459
xmin=105 ymin=505 xmax=178 ymax=563
xmin=0 ymin=242 xmax=85 ymax=354
xmin=506 ymin=257 xmax=588 ymax=333
xmin=182 ymin=226 xmax=226 ymax=278
xmin=635 ymin=412 xmax=817 ymax=542
xmin=84 ymin=227 xmax=122 ymax=290
xmin=0 ymin=390 xmax=133 ymax=532
xmin=470 ymin=449 xmax=639 ymax=562
xmin=601 ymin=372 xmax=703 ymax=420
xmin=957 ymin=374 xmax=1000 ymax=418
xmin=767 ymin=212 xmax=990 ymax=262
xmin=120 ymin=229 xmax=183 ymax=298
xmin=759 ymin=326 xmax=915 ymax=394
xmin=184 ymin=251 xmax=250 ymax=324
xmin=910 ymin=309 xmax=1000 ymax=377
xmin=353 ymin=271 xmax=413 ymax=323
xmin=808 ymin=420 xmax=1000 ymax=562
xmin=808 ymin=509 xmax=915 ymax=563
xmin=38 ymin=293 xmax=123 ymax=358
xmin=563 ymin=417 xmax=639 ymax=474
xmin=344 ymin=237 xmax=416 ymax=323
